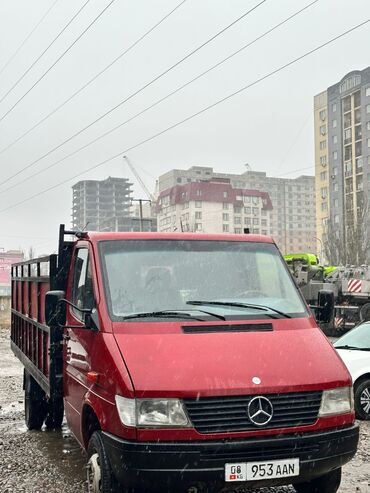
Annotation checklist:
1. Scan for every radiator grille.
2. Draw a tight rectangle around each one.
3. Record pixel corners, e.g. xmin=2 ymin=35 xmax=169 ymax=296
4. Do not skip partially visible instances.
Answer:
xmin=184 ymin=391 xmax=322 ymax=434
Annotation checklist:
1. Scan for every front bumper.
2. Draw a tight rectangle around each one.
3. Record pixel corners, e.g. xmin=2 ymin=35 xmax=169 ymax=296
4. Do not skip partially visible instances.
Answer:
xmin=102 ymin=425 xmax=359 ymax=492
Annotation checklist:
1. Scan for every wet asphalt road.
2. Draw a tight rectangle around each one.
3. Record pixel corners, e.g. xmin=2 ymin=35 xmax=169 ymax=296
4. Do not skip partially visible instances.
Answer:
xmin=0 ymin=328 xmax=369 ymax=493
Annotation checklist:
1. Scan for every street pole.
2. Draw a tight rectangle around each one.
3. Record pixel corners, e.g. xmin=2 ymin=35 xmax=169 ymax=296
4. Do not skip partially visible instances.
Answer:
xmin=131 ymin=198 xmax=151 ymax=232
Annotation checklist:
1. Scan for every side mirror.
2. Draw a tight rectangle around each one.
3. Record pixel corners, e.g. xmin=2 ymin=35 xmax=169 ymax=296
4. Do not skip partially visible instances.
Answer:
xmin=84 ymin=308 xmax=100 ymax=332
xmin=316 ymin=289 xmax=334 ymax=323
xmin=45 ymin=290 xmax=66 ymax=326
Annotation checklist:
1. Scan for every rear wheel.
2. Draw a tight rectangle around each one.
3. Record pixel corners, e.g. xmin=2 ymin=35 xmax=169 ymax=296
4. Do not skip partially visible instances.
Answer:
xmin=293 ymin=468 xmax=341 ymax=493
xmin=354 ymin=379 xmax=370 ymax=420
xmin=87 ymin=431 xmax=120 ymax=493
xmin=24 ymin=370 xmax=47 ymax=430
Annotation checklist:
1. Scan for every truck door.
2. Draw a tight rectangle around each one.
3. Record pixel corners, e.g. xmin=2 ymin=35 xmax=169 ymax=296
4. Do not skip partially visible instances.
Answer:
xmin=64 ymin=246 xmax=97 ymax=442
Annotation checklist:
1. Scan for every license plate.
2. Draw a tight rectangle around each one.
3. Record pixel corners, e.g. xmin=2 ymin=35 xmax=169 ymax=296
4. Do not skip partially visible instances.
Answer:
xmin=225 ymin=459 xmax=299 ymax=482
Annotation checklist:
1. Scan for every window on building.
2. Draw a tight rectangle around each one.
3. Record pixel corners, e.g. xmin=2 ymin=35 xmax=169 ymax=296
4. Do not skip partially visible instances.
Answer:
xmin=195 ymin=211 xmax=202 ymax=219
xmin=366 ymin=87 xmax=370 ymax=97
xmin=333 ymin=119 xmax=337 ymax=128
xmin=344 ymin=112 xmax=352 ymax=128
xmin=177 ymin=177 xmax=182 ymax=183
xmin=344 ymin=128 xmax=352 ymax=145
xmin=334 ymin=215 xmax=340 ymax=224
xmin=234 ymin=216 xmax=241 ymax=224
xmin=195 ymin=223 xmax=202 ymax=231
xmin=222 ymin=213 xmax=229 ymax=221
xmin=223 ymin=224 xmax=229 ymax=232
xmin=355 ymin=108 xmax=361 ymax=125
xmin=333 ymin=151 xmax=338 ymax=160
xmin=368 ymin=138 xmax=370 ymax=148
xmin=366 ymin=104 xmax=370 ymax=114
xmin=196 ymin=189 xmax=202 ymax=197
xmin=320 ymin=125 xmax=326 ymax=136
xmin=234 ymin=206 xmax=242 ymax=214
xmin=234 ymin=228 xmax=242 ymax=234
xmin=320 ymin=155 xmax=327 ymax=166
xmin=343 ymin=95 xmax=351 ymax=112
xmin=320 ymin=171 xmax=327 ymax=181
xmin=253 ymin=218 xmax=259 ymax=225
xmin=321 ymin=187 xmax=328 ymax=199
xmin=261 ymin=219 xmax=267 ymax=227
xmin=319 ymin=109 xmax=326 ymax=120
xmin=195 ymin=201 xmax=202 ymax=208
xmin=334 ymin=198 xmax=339 ymax=207
xmin=244 ymin=217 xmax=251 ymax=225
xmin=344 ymin=145 xmax=352 ymax=161
xmin=223 ymin=191 xmax=228 ymax=198
xmin=333 ymin=135 xmax=338 ymax=144
xmin=332 ymin=103 xmax=337 ymax=112
xmin=354 ymin=91 xmax=361 ymax=108
xmin=223 ymin=202 xmax=229 ymax=210
xmin=320 ymin=141 xmax=326 ymax=150
xmin=367 ymin=121 xmax=370 ymax=131
xmin=252 ymin=229 xmax=260 ymax=234
xmin=334 ymin=183 xmax=339 ymax=192
xmin=261 ymin=209 xmax=267 ymax=216
xmin=355 ymin=141 xmax=362 ymax=157
xmin=252 ymin=207 xmax=259 ymax=215
xmin=355 ymin=125 xmax=362 ymax=141
xmin=244 ymin=206 xmax=251 ymax=214
xmin=333 ymin=167 xmax=338 ymax=175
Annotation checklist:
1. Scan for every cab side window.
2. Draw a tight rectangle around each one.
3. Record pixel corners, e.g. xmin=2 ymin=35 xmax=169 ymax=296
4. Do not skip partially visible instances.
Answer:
xmin=71 ymin=249 xmax=95 ymax=319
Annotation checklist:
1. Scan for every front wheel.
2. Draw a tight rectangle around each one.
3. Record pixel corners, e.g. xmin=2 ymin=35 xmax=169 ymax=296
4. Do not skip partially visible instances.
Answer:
xmin=354 ymin=379 xmax=370 ymax=420
xmin=87 ymin=431 xmax=120 ymax=493
xmin=293 ymin=468 xmax=341 ymax=493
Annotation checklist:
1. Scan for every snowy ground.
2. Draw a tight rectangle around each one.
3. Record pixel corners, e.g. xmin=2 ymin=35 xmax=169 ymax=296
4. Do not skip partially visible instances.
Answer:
xmin=0 ymin=328 xmax=369 ymax=493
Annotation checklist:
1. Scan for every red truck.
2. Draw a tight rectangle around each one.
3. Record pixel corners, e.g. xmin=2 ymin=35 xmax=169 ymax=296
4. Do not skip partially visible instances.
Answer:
xmin=11 ymin=225 xmax=358 ymax=493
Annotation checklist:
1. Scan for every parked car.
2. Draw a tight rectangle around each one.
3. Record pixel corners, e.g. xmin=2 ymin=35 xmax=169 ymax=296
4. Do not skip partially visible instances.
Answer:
xmin=334 ymin=322 xmax=370 ymax=420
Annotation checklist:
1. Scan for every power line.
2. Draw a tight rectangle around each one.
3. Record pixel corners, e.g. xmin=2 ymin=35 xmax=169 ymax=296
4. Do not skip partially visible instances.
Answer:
xmin=0 ymin=0 xmax=267 ymax=188
xmin=0 ymin=0 xmax=320 ymax=195
xmin=0 ymin=0 xmax=187 ymax=158
xmin=0 ymin=0 xmax=90 ymax=105
xmin=0 ymin=0 xmax=60 ymax=79
xmin=0 ymin=19 xmax=368 ymax=214
xmin=0 ymin=0 xmax=117 ymax=125
xmin=0 ymin=0 xmax=319 ymax=196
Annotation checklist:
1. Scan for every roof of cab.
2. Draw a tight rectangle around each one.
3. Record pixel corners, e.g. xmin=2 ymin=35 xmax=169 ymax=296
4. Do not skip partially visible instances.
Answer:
xmin=82 ymin=231 xmax=275 ymax=244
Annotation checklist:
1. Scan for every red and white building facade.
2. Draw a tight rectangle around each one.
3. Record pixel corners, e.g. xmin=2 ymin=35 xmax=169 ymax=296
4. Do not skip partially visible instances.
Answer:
xmin=156 ymin=180 xmax=273 ymax=235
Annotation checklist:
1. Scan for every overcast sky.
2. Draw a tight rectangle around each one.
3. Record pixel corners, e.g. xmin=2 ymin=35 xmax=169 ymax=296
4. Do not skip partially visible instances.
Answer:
xmin=0 ymin=0 xmax=369 ymax=254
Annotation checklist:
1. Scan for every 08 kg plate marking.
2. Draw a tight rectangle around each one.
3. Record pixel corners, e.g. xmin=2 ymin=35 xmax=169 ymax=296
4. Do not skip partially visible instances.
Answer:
xmin=225 ymin=459 xmax=299 ymax=482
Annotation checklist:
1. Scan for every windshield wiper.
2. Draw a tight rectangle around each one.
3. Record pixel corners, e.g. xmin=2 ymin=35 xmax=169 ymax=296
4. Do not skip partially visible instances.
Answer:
xmin=335 ymin=345 xmax=370 ymax=351
xmin=122 ymin=309 xmax=225 ymax=322
xmin=186 ymin=300 xmax=292 ymax=319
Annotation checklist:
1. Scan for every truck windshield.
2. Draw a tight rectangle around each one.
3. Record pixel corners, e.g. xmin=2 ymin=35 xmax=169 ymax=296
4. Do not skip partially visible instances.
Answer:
xmin=99 ymin=239 xmax=308 ymax=321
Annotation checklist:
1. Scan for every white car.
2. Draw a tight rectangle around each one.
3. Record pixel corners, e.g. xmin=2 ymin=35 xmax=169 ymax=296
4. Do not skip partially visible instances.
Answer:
xmin=334 ymin=322 xmax=370 ymax=420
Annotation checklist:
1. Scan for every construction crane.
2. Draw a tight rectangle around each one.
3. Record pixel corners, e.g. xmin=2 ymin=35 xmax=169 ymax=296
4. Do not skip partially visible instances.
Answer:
xmin=123 ymin=155 xmax=155 ymax=202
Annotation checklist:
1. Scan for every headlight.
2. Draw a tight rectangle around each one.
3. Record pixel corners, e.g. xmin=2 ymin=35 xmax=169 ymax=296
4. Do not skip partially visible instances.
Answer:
xmin=115 ymin=396 xmax=191 ymax=428
xmin=318 ymin=387 xmax=354 ymax=417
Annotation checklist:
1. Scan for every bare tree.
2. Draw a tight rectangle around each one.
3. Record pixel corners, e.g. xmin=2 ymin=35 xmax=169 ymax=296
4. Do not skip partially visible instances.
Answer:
xmin=323 ymin=200 xmax=370 ymax=265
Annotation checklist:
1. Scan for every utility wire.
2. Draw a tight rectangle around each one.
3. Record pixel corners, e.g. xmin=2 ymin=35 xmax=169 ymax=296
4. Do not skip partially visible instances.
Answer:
xmin=0 ymin=0 xmax=266 ymax=188
xmin=0 ymin=0 xmax=60 ymax=79
xmin=0 ymin=0 xmax=187 ymax=158
xmin=0 ymin=0 xmax=90 ymax=105
xmin=0 ymin=0 xmax=319 ymax=195
xmin=0 ymin=0 xmax=117 ymax=125
xmin=0 ymin=18 xmax=368 ymax=214
xmin=0 ymin=0 xmax=318 ymax=195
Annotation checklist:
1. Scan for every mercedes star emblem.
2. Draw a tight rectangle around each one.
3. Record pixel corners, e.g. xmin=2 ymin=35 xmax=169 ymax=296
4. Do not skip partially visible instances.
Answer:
xmin=247 ymin=396 xmax=274 ymax=426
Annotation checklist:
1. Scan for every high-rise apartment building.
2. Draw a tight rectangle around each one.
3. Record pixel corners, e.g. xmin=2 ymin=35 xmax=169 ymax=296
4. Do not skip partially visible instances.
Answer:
xmin=156 ymin=181 xmax=272 ymax=234
xmin=72 ymin=177 xmax=132 ymax=231
xmin=314 ymin=67 xmax=370 ymax=254
xmin=158 ymin=167 xmax=316 ymax=254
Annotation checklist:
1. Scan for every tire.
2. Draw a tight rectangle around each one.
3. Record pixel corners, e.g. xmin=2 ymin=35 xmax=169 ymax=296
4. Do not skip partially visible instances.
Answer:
xmin=45 ymin=397 xmax=64 ymax=429
xmin=360 ymin=303 xmax=370 ymax=322
xmin=87 ymin=431 xmax=119 ymax=493
xmin=354 ymin=379 xmax=370 ymax=420
xmin=24 ymin=370 xmax=47 ymax=430
xmin=293 ymin=468 xmax=341 ymax=493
